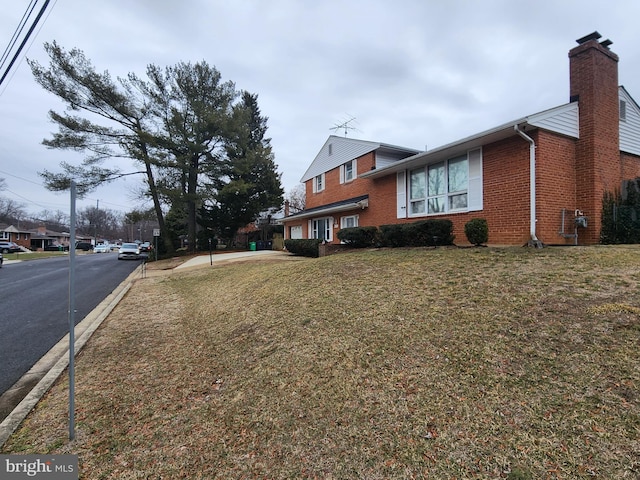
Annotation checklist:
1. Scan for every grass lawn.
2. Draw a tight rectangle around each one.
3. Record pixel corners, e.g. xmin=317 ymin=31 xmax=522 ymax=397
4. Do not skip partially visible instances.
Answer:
xmin=2 ymin=245 xmax=639 ymax=479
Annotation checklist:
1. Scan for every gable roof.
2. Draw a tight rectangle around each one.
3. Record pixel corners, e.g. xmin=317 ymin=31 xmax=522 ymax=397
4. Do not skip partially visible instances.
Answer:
xmin=361 ymin=101 xmax=580 ymax=179
xmin=283 ymin=195 xmax=369 ymax=221
xmin=300 ymin=135 xmax=421 ymax=182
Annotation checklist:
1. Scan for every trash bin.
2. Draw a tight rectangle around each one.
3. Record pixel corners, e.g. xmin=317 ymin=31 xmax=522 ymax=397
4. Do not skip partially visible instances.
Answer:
xmin=256 ymin=240 xmax=264 ymax=250
xmin=249 ymin=242 xmax=256 ymax=251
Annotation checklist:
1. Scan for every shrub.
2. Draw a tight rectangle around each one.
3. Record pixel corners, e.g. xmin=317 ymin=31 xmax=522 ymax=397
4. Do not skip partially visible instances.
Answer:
xmin=379 ymin=224 xmax=405 ymax=248
xmin=403 ymin=219 xmax=455 ymax=247
xmin=464 ymin=218 xmax=489 ymax=246
xmin=196 ymin=230 xmax=218 ymax=251
xmin=336 ymin=226 xmax=378 ymax=248
xmin=284 ymin=239 xmax=322 ymax=257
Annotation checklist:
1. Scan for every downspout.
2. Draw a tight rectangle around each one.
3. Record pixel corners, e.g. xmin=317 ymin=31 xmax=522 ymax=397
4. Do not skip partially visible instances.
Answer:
xmin=514 ymin=124 xmax=542 ymax=247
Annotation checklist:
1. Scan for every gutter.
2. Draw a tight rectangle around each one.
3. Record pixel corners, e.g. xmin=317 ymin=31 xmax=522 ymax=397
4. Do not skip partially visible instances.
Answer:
xmin=514 ymin=124 xmax=541 ymax=246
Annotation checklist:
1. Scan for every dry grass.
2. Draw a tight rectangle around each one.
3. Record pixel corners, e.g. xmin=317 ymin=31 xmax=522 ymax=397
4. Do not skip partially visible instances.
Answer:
xmin=2 ymin=246 xmax=640 ymax=479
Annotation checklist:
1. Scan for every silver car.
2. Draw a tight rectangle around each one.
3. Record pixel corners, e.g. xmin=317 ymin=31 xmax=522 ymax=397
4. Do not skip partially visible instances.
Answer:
xmin=117 ymin=242 xmax=140 ymax=260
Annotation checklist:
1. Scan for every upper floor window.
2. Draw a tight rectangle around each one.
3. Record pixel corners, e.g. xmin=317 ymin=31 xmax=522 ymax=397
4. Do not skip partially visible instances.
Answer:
xmin=313 ymin=173 xmax=325 ymax=193
xmin=409 ymin=154 xmax=469 ymax=216
xmin=340 ymin=159 xmax=356 ymax=183
xmin=620 ymin=100 xmax=627 ymax=121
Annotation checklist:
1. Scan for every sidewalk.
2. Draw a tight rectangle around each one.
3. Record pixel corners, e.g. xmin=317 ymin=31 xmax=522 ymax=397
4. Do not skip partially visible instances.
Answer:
xmin=175 ymin=249 xmax=293 ymax=270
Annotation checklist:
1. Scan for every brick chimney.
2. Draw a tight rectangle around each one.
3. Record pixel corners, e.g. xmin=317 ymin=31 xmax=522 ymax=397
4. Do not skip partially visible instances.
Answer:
xmin=569 ymin=31 xmax=620 ymax=243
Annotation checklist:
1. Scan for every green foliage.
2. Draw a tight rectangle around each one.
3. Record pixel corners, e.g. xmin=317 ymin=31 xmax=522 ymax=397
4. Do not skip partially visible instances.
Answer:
xmin=195 ymin=231 xmax=218 ymax=251
xmin=284 ymin=239 xmax=321 ymax=257
xmin=464 ymin=218 xmax=489 ymax=246
xmin=600 ymin=180 xmax=640 ymax=244
xmin=377 ymin=220 xmax=456 ymax=248
xmin=198 ymin=92 xmax=283 ymax=246
xmin=379 ymin=224 xmax=405 ymax=247
xmin=336 ymin=226 xmax=378 ymax=248
xmin=403 ymin=219 xmax=455 ymax=247
xmin=29 ymin=42 xmax=282 ymax=255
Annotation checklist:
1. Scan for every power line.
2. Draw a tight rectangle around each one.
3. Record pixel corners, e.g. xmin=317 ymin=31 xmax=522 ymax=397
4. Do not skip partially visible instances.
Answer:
xmin=0 ymin=0 xmax=38 ymax=72
xmin=0 ymin=0 xmax=53 ymax=89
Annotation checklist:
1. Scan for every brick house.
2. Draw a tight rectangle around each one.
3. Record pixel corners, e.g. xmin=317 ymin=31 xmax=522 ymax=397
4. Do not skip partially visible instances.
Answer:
xmin=282 ymin=32 xmax=640 ymax=246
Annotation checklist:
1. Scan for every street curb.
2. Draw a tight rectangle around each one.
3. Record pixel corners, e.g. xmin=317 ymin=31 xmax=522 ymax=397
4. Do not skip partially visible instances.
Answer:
xmin=0 ymin=265 xmax=142 ymax=447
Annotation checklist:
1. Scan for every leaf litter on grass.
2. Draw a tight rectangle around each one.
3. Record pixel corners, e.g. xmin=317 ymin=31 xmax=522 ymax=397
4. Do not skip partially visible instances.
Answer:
xmin=2 ymin=246 xmax=640 ymax=478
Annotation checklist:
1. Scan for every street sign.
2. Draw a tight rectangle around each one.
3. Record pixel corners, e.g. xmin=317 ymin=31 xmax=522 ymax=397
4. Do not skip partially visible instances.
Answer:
xmin=153 ymin=228 xmax=160 ymax=237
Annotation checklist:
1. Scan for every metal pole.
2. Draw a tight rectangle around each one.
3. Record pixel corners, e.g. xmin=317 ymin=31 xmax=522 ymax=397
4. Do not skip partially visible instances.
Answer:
xmin=69 ymin=182 xmax=76 ymax=440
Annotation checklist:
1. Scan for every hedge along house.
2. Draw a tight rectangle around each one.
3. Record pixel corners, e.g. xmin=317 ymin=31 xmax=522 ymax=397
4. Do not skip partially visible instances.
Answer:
xmin=282 ymin=32 xmax=640 ymax=246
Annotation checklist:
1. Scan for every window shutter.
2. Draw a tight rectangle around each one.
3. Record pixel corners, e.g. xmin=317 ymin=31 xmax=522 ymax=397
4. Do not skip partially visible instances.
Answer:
xmin=339 ymin=164 xmax=344 ymax=184
xmin=397 ymin=171 xmax=407 ymax=218
xmin=467 ymin=148 xmax=483 ymax=211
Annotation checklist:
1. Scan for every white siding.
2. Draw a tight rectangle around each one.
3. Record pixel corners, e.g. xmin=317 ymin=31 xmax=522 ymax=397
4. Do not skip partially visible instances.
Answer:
xmin=528 ymin=102 xmax=579 ymax=138
xmin=300 ymin=136 xmax=420 ymax=182
xmin=300 ymin=136 xmax=381 ymax=182
xmin=620 ymin=87 xmax=640 ymax=156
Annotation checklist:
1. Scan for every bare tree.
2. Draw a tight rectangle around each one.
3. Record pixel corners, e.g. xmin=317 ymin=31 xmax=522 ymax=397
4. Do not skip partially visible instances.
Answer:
xmin=286 ymin=183 xmax=306 ymax=213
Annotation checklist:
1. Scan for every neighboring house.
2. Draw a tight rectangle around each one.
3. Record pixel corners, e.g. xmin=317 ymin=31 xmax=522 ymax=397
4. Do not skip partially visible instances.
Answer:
xmin=0 ymin=224 xmax=32 ymax=249
xmin=282 ymin=32 xmax=640 ymax=246
xmin=29 ymin=225 xmax=70 ymax=250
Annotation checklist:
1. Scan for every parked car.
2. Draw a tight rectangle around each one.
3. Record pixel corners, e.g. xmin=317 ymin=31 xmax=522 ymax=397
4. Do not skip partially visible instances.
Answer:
xmin=0 ymin=241 xmax=21 ymax=253
xmin=0 ymin=252 xmax=3 ymax=267
xmin=118 ymin=242 xmax=140 ymax=260
xmin=94 ymin=243 xmax=111 ymax=253
xmin=44 ymin=243 xmax=69 ymax=251
xmin=75 ymin=242 xmax=94 ymax=251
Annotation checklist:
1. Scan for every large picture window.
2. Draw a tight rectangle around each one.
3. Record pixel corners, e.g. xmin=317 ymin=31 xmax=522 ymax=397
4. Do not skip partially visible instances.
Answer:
xmin=409 ymin=169 xmax=426 ymax=214
xmin=409 ymin=154 xmax=469 ymax=216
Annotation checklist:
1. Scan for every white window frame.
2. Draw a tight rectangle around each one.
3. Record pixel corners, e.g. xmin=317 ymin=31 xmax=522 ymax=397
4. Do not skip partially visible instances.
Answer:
xmin=289 ymin=225 xmax=303 ymax=240
xmin=340 ymin=159 xmax=357 ymax=184
xmin=310 ymin=217 xmax=332 ymax=241
xmin=313 ymin=173 xmax=325 ymax=193
xmin=340 ymin=215 xmax=359 ymax=229
xmin=408 ymin=152 xmax=471 ymax=217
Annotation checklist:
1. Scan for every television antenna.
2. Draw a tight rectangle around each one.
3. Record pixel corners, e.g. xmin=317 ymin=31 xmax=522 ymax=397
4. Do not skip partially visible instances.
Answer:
xmin=330 ymin=115 xmax=359 ymax=137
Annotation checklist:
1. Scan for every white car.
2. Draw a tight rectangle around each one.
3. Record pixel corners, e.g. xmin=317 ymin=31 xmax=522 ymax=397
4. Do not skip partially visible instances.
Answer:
xmin=118 ymin=242 xmax=140 ymax=260
xmin=94 ymin=243 xmax=111 ymax=253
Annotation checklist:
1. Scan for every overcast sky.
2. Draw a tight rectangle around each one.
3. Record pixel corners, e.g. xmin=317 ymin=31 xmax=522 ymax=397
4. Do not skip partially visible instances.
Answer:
xmin=1 ymin=0 xmax=639 ymax=218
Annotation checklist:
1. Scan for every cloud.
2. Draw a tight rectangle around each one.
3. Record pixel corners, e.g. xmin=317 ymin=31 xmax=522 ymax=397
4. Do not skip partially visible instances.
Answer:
xmin=1 ymin=0 xmax=640 ymax=217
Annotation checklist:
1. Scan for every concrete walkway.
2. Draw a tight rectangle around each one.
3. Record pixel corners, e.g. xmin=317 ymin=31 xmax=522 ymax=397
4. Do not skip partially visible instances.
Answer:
xmin=175 ymin=249 xmax=294 ymax=270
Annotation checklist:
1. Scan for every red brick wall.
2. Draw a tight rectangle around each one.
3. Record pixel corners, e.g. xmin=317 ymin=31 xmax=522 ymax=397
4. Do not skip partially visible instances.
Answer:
xmin=305 ymin=152 xmax=376 ymax=209
xmin=570 ymin=39 xmax=620 ymax=243
xmin=284 ymin=37 xmax=632 ymax=246
xmin=621 ymin=152 xmax=640 ymax=181
xmin=535 ymin=130 xmax=578 ymax=244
